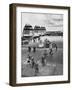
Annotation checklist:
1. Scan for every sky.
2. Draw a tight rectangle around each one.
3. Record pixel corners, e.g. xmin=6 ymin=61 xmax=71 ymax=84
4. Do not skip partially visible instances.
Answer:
xmin=21 ymin=12 xmax=63 ymax=32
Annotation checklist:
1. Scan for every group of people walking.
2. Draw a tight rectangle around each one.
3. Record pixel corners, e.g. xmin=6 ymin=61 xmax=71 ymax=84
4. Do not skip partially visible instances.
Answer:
xmin=26 ymin=50 xmax=49 ymax=76
xmin=25 ymin=39 xmax=58 ymax=76
xmin=27 ymin=54 xmax=39 ymax=76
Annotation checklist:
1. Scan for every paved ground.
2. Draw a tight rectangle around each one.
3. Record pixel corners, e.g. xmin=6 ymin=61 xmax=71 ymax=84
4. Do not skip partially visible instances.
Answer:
xmin=21 ymin=47 xmax=63 ymax=77
xmin=22 ymin=63 xmax=63 ymax=77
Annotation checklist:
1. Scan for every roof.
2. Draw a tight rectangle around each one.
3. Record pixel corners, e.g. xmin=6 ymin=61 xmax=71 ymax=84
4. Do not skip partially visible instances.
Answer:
xmin=24 ymin=24 xmax=33 ymax=31
xmin=34 ymin=25 xmax=46 ymax=31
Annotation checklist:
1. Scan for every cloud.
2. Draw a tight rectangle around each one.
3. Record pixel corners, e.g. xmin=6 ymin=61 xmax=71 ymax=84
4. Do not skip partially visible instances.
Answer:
xmin=22 ymin=13 xmax=63 ymax=31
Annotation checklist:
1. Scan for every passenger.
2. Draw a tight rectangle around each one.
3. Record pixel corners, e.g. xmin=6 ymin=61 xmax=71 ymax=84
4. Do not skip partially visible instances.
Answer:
xmin=34 ymin=63 xmax=39 ymax=76
xmin=55 ymin=44 xmax=57 ymax=51
xmin=49 ymin=43 xmax=53 ymax=55
xmin=28 ymin=46 xmax=31 ymax=52
xmin=27 ymin=54 xmax=32 ymax=60
xmin=49 ymin=48 xmax=53 ymax=55
xmin=41 ymin=56 xmax=45 ymax=66
xmin=31 ymin=57 xmax=35 ymax=68
xmin=33 ymin=47 xmax=36 ymax=53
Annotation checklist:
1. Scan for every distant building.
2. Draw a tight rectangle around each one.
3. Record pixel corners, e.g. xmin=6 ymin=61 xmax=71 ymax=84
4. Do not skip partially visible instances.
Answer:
xmin=23 ymin=24 xmax=46 ymax=36
xmin=34 ymin=25 xmax=46 ymax=35
xmin=23 ymin=24 xmax=33 ymax=36
xmin=45 ymin=31 xmax=63 ymax=36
